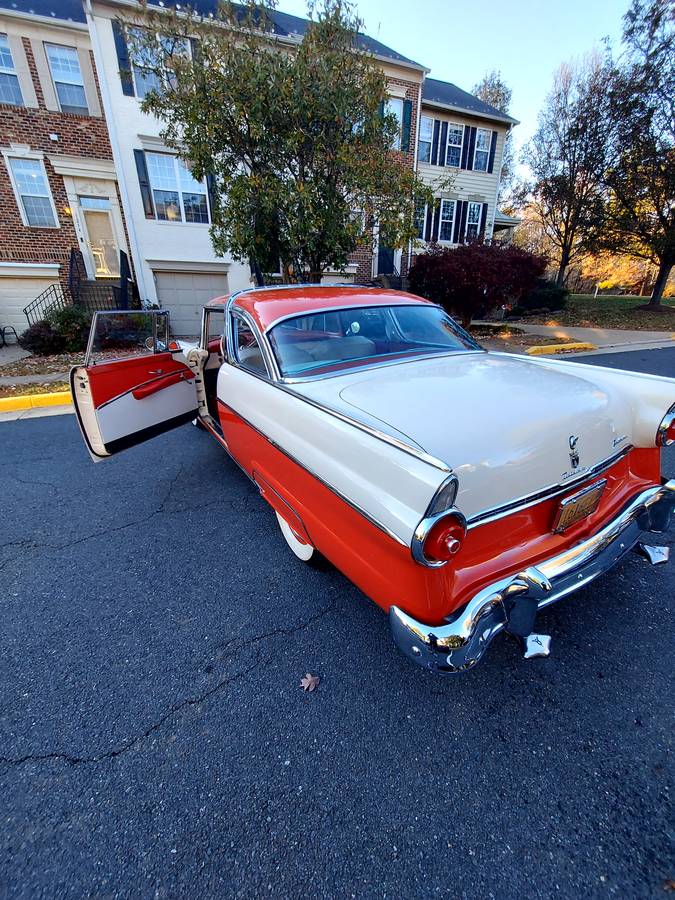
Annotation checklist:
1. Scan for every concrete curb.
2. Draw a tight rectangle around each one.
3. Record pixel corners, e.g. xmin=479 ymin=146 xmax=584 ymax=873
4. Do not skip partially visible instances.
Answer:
xmin=0 ymin=390 xmax=72 ymax=412
xmin=526 ymin=342 xmax=598 ymax=356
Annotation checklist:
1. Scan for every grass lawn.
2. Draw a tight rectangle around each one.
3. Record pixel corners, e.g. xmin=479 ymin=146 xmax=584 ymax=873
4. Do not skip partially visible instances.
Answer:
xmin=0 ymin=380 xmax=70 ymax=399
xmin=517 ymin=294 xmax=675 ymax=331
xmin=470 ymin=323 xmax=564 ymax=351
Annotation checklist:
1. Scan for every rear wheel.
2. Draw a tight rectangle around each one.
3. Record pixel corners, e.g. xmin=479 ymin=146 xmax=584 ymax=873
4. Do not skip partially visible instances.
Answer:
xmin=275 ymin=512 xmax=315 ymax=562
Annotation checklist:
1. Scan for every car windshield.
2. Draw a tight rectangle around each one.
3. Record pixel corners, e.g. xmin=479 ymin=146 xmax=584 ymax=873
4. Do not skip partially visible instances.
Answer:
xmin=267 ymin=304 xmax=479 ymax=378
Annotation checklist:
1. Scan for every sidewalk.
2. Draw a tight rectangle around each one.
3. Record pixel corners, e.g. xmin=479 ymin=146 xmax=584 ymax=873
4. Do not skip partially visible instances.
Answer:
xmin=514 ymin=323 xmax=675 ymax=353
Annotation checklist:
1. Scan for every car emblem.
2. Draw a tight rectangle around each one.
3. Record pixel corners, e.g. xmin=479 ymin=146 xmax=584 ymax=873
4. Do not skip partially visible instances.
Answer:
xmin=569 ymin=435 xmax=580 ymax=470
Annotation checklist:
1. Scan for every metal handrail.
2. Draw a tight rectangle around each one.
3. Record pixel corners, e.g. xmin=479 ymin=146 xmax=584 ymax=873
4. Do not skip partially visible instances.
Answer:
xmin=23 ymin=283 xmax=71 ymax=325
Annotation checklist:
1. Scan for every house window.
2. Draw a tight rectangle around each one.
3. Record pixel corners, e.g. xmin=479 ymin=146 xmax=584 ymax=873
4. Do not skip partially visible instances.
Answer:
xmin=145 ymin=152 xmax=209 ymax=223
xmin=439 ymin=199 xmax=455 ymax=242
xmin=473 ymin=128 xmax=491 ymax=171
xmin=385 ymin=97 xmax=404 ymax=150
xmin=418 ymin=116 xmax=433 ymax=163
xmin=45 ymin=44 xmax=88 ymax=115
xmin=445 ymin=124 xmax=463 ymax=168
xmin=0 ymin=33 xmax=23 ymax=106
xmin=6 ymin=156 xmax=58 ymax=227
xmin=465 ymin=202 xmax=482 ymax=240
xmin=414 ymin=200 xmax=427 ymax=239
xmin=129 ymin=29 xmax=189 ymax=99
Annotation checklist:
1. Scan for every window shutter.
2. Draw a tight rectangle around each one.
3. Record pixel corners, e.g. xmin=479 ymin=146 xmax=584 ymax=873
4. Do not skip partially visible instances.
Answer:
xmin=465 ymin=127 xmax=477 ymax=171
xmin=133 ymin=150 xmax=155 ymax=218
xmin=453 ymin=200 xmax=466 ymax=243
xmin=424 ymin=204 xmax=433 ymax=242
xmin=479 ymin=203 xmax=488 ymax=237
xmin=431 ymin=202 xmax=440 ymax=242
xmin=431 ymin=119 xmax=440 ymax=166
xmin=378 ymin=100 xmax=384 ymax=119
xmin=189 ymin=37 xmax=201 ymax=63
xmin=459 ymin=201 xmax=469 ymax=241
xmin=206 ymin=172 xmax=217 ymax=221
xmin=439 ymin=121 xmax=448 ymax=166
xmin=112 ymin=21 xmax=134 ymax=97
xmin=487 ymin=130 xmax=498 ymax=174
xmin=401 ymin=99 xmax=412 ymax=152
xmin=460 ymin=129 xmax=470 ymax=169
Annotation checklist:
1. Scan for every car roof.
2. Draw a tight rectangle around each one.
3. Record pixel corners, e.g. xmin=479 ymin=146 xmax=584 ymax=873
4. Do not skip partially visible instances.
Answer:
xmin=206 ymin=285 xmax=433 ymax=332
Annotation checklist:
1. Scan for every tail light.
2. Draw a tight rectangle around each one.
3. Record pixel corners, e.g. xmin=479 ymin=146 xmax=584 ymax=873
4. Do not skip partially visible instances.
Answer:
xmin=422 ymin=512 xmax=467 ymax=564
xmin=657 ymin=405 xmax=675 ymax=446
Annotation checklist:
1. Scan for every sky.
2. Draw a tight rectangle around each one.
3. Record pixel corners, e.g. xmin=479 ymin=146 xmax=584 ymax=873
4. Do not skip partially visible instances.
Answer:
xmin=276 ymin=0 xmax=627 ymax=152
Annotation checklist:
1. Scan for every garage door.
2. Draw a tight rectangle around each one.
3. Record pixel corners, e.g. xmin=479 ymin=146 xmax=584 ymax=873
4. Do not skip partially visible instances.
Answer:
xmin=153 ymin=271 xmax=229 ymax=337
xmin=0 ymin=278 xmax=60 ymax=333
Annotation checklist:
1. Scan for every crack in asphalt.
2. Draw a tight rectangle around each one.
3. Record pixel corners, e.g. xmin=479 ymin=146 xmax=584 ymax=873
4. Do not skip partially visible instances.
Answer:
xmin=0 ymin=466 xmax=255 ymax=573
xmin=0 ymin=602 xmax=335 ymax=773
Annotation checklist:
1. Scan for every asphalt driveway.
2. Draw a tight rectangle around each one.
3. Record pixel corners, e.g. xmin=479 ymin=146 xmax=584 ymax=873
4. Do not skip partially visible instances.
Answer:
xmin=1 ymin=348 xmax=673 ymax=899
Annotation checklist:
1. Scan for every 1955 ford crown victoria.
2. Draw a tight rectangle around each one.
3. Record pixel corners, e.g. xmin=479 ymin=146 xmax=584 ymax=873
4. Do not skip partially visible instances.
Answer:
xmin=71 ymin=285 xmax=675 ymax=674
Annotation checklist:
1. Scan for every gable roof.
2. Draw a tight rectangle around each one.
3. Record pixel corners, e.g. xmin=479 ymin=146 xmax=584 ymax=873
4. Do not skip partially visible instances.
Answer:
xmin=422 ymin=77 xmax=519 ymax=125
xmin=0 ymin=0 xmax=424 ymax=68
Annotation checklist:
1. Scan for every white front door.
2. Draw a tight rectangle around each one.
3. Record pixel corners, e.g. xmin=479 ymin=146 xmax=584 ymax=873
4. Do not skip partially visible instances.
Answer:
xmin=77 ymin=196 xmax=120 ymax=278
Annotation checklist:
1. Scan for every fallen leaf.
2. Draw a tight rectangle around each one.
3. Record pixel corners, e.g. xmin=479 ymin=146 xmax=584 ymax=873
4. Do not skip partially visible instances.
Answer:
xmin=300 ymin=673 xmax=320 ymax=692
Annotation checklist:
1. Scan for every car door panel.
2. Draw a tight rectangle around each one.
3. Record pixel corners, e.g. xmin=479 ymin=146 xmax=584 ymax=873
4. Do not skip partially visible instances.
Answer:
xmin=72 ymin=351 xmax=198 ymax=460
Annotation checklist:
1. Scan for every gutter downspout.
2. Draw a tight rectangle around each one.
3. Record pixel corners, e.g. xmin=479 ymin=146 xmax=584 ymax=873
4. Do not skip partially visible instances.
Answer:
xmin=85 ymin=0 xmax=149 ymax=302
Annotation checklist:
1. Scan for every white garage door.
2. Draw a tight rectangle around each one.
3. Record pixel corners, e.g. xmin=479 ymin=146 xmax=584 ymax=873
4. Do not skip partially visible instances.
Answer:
xmin=154 ymin=271 xmax=229 ymax=337
xmin=0 ymin=278 xmax=60 ymax=333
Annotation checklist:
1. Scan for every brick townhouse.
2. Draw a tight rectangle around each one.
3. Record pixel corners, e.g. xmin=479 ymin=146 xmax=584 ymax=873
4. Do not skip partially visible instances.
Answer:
xmin=0 ymin=0 xmax=517 ymax=337
xmin=0 ymin=0 xmax=133 ymax=333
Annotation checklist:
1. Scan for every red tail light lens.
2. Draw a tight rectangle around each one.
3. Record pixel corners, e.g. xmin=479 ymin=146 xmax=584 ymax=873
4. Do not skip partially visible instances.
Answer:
xmin=423 ymin=513 xmax=467 ymax=563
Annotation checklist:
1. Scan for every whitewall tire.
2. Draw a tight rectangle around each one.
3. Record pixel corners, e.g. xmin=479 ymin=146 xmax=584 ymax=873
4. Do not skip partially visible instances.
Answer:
xmin=276 ymin=512 xmax=315 ymax=562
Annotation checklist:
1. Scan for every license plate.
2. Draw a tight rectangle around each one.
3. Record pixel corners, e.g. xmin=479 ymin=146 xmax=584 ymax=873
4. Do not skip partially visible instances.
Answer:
xmin=552 ymin=479 xmax=607 ymax=533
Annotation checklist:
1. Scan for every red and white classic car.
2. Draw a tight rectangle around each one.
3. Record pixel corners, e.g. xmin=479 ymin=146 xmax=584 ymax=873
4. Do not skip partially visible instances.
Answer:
xmin=71 ymin=286 xmax=675 ymax=674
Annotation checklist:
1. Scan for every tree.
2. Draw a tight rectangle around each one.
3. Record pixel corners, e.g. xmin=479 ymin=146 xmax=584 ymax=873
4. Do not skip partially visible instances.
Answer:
xmin=408 ymin=242 xmax=546 ymax=327
xmin=588 ymin=0 xmax=675 ymax=305
xmin=521 ymin=55 xmax=608 ymax=287
xmin=126 ymin=0 xmax=438 ymax=283
xmin=472 ymin=70 xmax=514 ymax=203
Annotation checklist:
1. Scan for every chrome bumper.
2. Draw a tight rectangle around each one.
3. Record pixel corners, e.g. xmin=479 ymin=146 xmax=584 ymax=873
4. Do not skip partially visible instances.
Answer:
xmin=390 ymin=479 xmax=675 ymax=674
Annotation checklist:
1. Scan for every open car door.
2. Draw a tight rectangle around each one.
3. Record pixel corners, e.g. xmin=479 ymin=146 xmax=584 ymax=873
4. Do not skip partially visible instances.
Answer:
xmin=71 ymin=310 xmax=198 ymax=461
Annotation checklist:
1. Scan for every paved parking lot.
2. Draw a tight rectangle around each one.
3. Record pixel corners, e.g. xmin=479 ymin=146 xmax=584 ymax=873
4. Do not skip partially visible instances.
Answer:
xmin=1 ymin=349 xmax=673 ymax=898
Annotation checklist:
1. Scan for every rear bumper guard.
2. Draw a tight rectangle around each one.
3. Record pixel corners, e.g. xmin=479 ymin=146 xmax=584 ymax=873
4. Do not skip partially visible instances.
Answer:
xmin=390 ymin=479 xmax=675 ymax=674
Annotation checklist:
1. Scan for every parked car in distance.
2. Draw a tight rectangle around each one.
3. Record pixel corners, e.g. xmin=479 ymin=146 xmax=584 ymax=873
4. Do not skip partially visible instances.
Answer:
xmin=71 ymin=286 xmax=675 ymax=674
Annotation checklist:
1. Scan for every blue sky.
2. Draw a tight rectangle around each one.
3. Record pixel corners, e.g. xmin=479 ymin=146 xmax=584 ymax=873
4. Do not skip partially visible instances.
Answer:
xmin=277 ymin=0 xmax=627 ymax=152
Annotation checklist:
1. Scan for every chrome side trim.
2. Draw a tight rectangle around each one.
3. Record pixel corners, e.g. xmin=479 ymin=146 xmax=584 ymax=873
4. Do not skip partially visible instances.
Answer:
xmin=219 ymin=358 xmax=451 ymax=472
xmin=466 ymin=446 xmax=633 ymax=528
xmin=218 ymin=399 xmax=408 ymax=546
xmin=657 ymin=404 xmax=675 ymax=446
xmin=391 ymin=479 xmax=675 ymax=674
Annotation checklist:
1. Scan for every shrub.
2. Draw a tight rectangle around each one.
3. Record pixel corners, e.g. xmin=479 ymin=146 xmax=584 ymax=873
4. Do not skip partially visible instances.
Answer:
xmin=19 ymin=321 xmax=65 ymax=355
xmin=408 ymin=241 xmax=547 ymax=327
xmin=47 ymin=306 xmax=92 ymax=353
xmin=516 ymin=278 xmax=569 ymax=314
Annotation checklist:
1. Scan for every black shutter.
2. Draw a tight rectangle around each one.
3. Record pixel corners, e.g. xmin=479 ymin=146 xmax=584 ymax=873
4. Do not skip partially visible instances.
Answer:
xmin=465 ymin=127 xmax=477 ymax=171
xmin=424 ymin=204 xmax=433 ymax=242
xmin=378 ymin=100 xmax=384 ymax=119
xmin=206 ymin=173 xmax=217 ymax=222
xmin=452 ymin=200 xmax=464 ymax=243
xmin=439 ymin=121 xmax=448 ymax=167
xmin=112 ymin=21 xmax=134 ymax=96
xmin=133 ymin=150 xmax=155 ymax=219
xmin=401 ymin=99 xmax=412 ymax=152
xmin=487 ymin=131 xmax=498 ymax=174
xmin=189 ymin=37 xmax=201 ymax=64
xmin=431 ymin=202 xmax=440 ymax=242
xmin=431 ymin=119 xmax=440 ymax=166
xmin=460 ymin=128 xmax=470 ymax=169
xmin=479 ymin=203 xmax=488 ymax=238
xmin=459 ymin=201 xmax=469 ymax=241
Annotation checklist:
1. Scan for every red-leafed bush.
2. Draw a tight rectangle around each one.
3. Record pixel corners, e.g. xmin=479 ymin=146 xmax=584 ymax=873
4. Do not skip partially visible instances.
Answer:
xmin=408 ymin=241 xmax=548 ymax=326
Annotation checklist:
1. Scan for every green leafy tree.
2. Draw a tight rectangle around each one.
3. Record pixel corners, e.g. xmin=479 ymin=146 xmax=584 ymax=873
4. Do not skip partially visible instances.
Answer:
xmin=472 ymin=70 xmax=514 ymax=203
xmin=126 ymin=0 xmax=439 ymax=283
xmin=588 ymin=0 xmax=675 ymax=306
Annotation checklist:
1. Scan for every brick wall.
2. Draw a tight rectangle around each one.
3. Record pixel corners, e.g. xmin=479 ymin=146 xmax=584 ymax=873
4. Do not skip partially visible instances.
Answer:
xmin=0 ymin=39 xmax=113 ymax=292
xmin=351 ymin=75 xmax=421 ymax=284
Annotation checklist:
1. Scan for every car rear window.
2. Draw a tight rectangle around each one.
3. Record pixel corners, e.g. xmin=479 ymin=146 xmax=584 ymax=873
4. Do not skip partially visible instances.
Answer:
xmin=267 ymin=304 xmax=479 ymax=378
